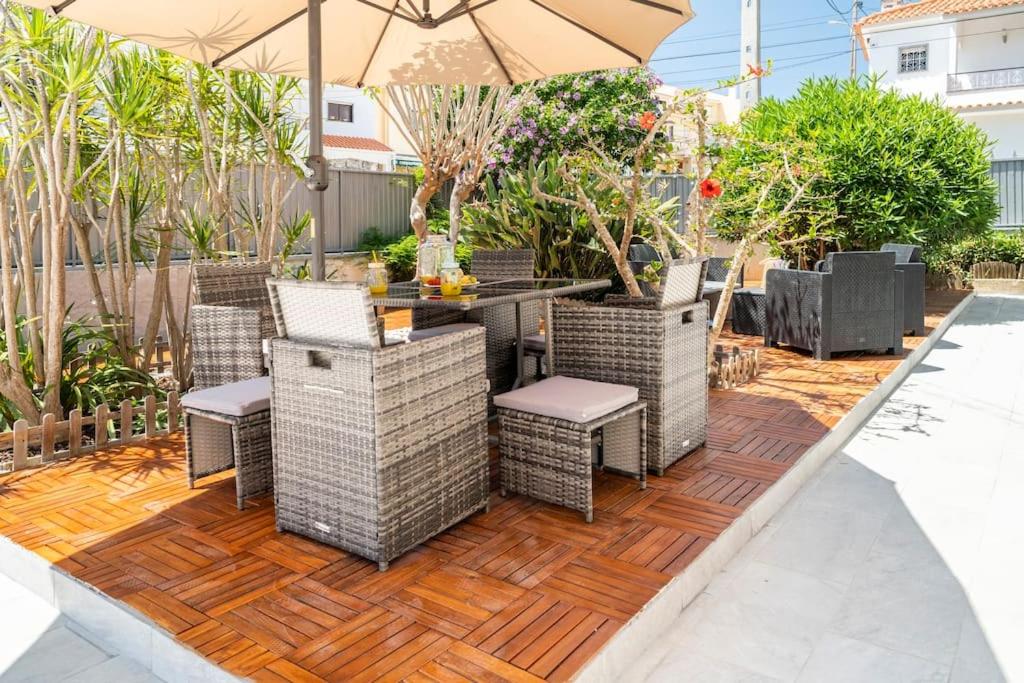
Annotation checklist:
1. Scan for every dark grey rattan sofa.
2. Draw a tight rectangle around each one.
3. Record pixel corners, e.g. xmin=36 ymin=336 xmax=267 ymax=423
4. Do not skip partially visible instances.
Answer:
xmin=881 ymin=243 xmax=926 ymax=336
xmin=765 ymin=251 xmax=904 ymax=361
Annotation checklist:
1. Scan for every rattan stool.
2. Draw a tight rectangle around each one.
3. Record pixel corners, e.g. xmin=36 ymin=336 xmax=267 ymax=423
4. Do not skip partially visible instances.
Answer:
xmin=495 ymin=377 xmax=647 ymax=522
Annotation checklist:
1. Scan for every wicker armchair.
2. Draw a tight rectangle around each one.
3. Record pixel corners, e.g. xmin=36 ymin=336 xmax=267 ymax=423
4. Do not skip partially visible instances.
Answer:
xmin=548 ymin=259 xmax=708 ymax=475
xmin=881 ymin=243 xmax=926 ymax=336
xmin=193 ymin=261 xmax=276 ymax=339
xmin=766 ymin=251 xmax=904 ymax=361
xmin=266 ymin=279 xmax=489 ymax=571
xmin=185 ymin=264 xmax=276 ymax=510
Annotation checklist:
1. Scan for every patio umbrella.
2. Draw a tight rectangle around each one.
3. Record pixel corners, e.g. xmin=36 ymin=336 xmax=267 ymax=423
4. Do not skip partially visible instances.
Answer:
xmin=27 ymin=0 xmax=694 ymax=279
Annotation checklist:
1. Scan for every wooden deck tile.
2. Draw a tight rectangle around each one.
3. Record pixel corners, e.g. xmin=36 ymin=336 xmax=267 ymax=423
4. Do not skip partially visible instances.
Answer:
xmin=0 ymin=291 xmax=965 ymax=681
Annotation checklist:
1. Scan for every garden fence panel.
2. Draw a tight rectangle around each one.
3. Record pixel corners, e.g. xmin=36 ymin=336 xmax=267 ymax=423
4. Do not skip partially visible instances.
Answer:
xmin=649 ymin=174 xmax=693 ymax=233
xmin=991 ymin=159 xmax=1024 ymax=231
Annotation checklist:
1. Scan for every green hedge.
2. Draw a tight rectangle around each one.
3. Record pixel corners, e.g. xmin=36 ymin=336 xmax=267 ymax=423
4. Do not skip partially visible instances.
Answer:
xmin=923 ymin=230 xmax=1024 ymax=286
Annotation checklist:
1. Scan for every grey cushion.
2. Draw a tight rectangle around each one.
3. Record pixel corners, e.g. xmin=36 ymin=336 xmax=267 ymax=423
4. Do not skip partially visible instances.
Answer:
xmin=494 ymin=375 xmax=638 ymax=423
xmin=523 ymin=332 xmax=546 ymax=353
xmin=181 ymin=376 xmax=271 ymax=417
xmin=407 ymin=322 xmax=479 ymax=342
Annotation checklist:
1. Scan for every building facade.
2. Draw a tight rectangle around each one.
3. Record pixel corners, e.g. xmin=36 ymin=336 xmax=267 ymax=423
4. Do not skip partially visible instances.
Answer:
xmin=291 ymin=83 xmax=419 ymax=170
xmin=857 ymin=0 xmax=1024 ymax=159
xmin=655 ymin=85 xmax=742 ymax=172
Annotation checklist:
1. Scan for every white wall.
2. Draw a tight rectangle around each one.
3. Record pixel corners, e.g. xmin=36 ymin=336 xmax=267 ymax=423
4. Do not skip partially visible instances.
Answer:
xmin=955 ymin=13 xmax=1024 ymax=73
xmin=960 ymin=110 xmax=1024 ymax=158
xmin=865 ymin=19 xmax=955 ymax=99
xmin=291 ymin=83 xmax=381 ymax=139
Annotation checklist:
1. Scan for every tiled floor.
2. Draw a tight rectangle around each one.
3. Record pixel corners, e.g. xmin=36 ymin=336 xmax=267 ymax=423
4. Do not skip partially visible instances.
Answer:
xmin=644 ymin=294 xmax=1024 ymax=682
xmin=0 ymin=291 xmax=967 ymax=682
xmin=0 ymin=572 xmax=161 ymax=682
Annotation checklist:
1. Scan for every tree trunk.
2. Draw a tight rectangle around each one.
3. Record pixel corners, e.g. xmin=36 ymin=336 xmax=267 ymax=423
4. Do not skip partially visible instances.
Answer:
xmin=0 ymin=196 xmax=41 ymax=424
xmin=410 ymin=181 xmax=438 ymax=242
xmin=708 ymin=237 xmax=751 ymax=364
xmin=448 ymin=174 xmax=474 ymax=243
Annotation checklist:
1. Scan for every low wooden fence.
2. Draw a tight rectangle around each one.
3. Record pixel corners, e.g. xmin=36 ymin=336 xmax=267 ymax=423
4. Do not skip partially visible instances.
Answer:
xmin=0 ymin=392 xmax=182 ymax=474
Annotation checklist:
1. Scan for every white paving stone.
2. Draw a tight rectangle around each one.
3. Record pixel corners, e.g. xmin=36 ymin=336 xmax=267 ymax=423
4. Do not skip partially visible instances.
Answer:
xmin=645 ymin=296 xmax=1024 ymax=682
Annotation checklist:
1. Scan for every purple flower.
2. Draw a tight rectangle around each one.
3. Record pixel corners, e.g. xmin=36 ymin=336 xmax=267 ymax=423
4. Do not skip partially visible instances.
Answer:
xmin=559 ymin=126 xmax=569 ymax=135
xmin=525 ymin=129 xmax=535 ymax=139
xmin=572 ymin=92 xmax=581 ymax=101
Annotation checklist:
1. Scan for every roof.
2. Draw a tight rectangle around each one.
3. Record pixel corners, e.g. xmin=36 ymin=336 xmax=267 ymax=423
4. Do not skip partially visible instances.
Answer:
xmin=323 ymin=135 xmax=392 ymax=152
xmin=858 ymin=0 xmax=1024 ymax=28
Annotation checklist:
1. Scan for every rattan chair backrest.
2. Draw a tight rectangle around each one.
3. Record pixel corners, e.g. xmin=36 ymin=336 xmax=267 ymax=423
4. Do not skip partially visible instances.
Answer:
xmin=471 ymin=249 xmax=535 ymax=281
xmin=266 ymin=280 xmax=380 ymax=350
xmin=660 ymin=258 xmax=708 ymax=308
xmin=880 ymin=243 xmax=922 ymax=264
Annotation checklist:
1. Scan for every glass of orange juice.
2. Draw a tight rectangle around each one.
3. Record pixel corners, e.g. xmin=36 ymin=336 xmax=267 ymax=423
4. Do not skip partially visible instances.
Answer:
xmin=366 ymin=262 xmax=389 ymax=296
xmin=439 ymin=262 xmax=463 ymax=296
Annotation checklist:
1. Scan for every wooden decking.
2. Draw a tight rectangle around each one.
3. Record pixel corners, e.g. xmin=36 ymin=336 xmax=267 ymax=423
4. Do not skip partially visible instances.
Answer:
xmin=0 ymin=291 xmax=967 ymax=682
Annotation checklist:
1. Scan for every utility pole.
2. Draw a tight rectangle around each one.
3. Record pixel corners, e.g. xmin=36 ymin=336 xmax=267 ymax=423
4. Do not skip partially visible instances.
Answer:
xmin=739 ymin=0 xmax=761 ymax=109
xmin=850 ymin=0 xmax=863 ymax=77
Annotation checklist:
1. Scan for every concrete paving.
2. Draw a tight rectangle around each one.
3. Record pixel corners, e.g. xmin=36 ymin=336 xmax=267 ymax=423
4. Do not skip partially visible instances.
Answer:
xmin=643 ymin=295 xmax=1024 ymax=683
xmin=0 ymin=573 xmax=161 ymax=682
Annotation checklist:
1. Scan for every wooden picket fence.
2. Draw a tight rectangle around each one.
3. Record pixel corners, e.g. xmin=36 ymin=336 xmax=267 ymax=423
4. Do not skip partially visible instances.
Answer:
xmin=0 ymin=392 xmax=182 ymax=474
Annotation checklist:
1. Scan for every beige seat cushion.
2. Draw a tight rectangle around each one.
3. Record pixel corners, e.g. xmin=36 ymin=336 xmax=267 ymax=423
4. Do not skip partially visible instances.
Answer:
xmin=407 ymin=322 xmax=479 ymax=342
xmin=181 ymin=377 xmax=271 ymax=417
xmin=494 ymin=376 xmax=638 ymax=423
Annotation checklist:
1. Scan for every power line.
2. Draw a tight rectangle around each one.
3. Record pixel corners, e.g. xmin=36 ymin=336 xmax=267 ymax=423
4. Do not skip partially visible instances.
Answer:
xmin=651 ymin=6 xmax=1024 ymax=63
xmin=657 ymin=13 xmax=848 ymax=46
xmin=657 ymin=46 xmax=868 ymax=78
xmin=666 ymin=50 xmax=850 ymax=86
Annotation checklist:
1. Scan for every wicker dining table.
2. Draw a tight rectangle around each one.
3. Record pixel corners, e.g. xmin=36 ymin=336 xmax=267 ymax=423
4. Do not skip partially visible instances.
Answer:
xmin=373 ymin=278 xmax=611 ymax=390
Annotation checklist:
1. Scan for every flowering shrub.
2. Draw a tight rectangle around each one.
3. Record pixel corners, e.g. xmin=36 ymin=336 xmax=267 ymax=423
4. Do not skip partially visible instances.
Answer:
xmin=494 ymin=68 xmax=667 ymax=171
xmin=699 ymin=178 xmax=722 ymax=199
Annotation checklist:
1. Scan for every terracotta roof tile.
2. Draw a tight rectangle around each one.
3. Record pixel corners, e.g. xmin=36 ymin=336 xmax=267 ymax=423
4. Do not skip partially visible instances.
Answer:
xmin=859 ymin=0 xmax=1024 ymax=27
xmin=323 ymin=135 xmax=392 ymax=152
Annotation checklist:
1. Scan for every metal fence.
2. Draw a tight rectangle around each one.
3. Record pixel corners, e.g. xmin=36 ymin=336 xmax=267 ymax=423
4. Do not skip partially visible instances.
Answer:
xmin=991 ymin=159 xmax=1024 ymax=231
xmin=35 ymin=161 xmax=1024 ymax=266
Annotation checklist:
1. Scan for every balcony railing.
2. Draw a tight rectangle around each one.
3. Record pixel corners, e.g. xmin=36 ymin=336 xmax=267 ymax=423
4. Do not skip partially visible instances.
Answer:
xmin=948 ymin=67 xmax=1024 ymax=93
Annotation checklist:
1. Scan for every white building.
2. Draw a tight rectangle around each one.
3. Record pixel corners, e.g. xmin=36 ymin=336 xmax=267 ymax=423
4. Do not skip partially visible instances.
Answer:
xmin=655 ymin=85 xmax=742 ymax=172
xmin=292 ymin=83 xmax=419 ymax=170
xmin=856 ymin=0 xmax=1024 ymax=159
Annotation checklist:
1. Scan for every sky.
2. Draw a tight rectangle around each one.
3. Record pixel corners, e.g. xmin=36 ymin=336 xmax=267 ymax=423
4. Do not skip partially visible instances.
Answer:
xmin=649 ymin=0 xmax=883 ymax=100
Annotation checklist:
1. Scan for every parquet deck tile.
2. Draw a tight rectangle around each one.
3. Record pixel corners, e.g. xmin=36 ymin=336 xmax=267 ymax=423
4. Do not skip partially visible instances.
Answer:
xmin=0 ymin=291 xmax=965 ymax=681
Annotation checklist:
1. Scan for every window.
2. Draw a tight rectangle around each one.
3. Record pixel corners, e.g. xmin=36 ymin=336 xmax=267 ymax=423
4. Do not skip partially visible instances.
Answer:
xmin=898 ymin=45 xmax=928 ymax=73
xmin=327 ymin=102 xmax=353 ymax=122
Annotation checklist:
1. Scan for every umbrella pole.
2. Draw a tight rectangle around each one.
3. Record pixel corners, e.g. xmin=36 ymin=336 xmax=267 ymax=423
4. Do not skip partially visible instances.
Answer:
xmin=306 ymin=0 xmax=327 ymax=281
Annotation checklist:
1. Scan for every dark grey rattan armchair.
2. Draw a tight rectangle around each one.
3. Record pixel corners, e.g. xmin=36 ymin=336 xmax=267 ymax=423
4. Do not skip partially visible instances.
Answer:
xmin=881 ymin=243 xmax=926 ymax=336
xmin=766 ymin=251 xmax=904 ymax=361
xmin=549 ymin=259 xmax=709 ymax=475
xmin=193 ymin=261 xmax=276 ymax=339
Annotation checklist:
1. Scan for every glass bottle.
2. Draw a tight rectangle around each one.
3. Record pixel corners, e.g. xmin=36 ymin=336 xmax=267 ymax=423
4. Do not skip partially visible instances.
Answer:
xmin=439 ymin=259 xmax=464 ymax=296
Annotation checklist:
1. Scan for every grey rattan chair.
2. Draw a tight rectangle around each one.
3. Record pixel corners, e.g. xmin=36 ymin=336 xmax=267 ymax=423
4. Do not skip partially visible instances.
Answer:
xmin=548 ymin=259 xmax=709 ymax=475
xmin=193 ymin=261 xmax=276 ymax=339
xmin=185 ymin=304 xmax=272 ymax=509
xmin=881 ymin=243 xmax=926 ymax=336
xmin=766 ymin=251 xmax=904 ymax=361
xmin=266 ymin=279 xmax=489 ymax=571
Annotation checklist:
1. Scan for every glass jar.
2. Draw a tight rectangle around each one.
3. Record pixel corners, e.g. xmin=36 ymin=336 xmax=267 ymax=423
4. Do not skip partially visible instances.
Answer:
xmin=417 ymin=235 xmax=451 ymax=282
xmin=366 ymin=262 xmax=389 ymax=296
xmin=439 ymin=260 xmax=464 ymax=296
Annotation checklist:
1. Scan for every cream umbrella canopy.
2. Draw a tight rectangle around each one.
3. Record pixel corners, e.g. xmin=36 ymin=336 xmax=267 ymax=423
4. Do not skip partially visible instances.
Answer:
xmin=26 ymin=0 xmax=694 ymax=278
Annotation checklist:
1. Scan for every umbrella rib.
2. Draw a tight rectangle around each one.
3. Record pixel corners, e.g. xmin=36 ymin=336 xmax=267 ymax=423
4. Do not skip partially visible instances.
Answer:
xmin=437 ymin=0 xmax=501 ymax=24
xmin=357 ymin=0 xmax=419 ymax=23
xmin=527 ymin=0 xmax=641 ymax=65
xmin=211 ymin=3 xmax=323 ymax=68
xmin=357 ymin=0 xmax=399 ymax=87
xmin=50 ymin=0 xmax=78 ymax=14
xmin=467 ymin=7 xmax=512 ymax=85
xmin=630 ymin=0 xmax=685 ymax=15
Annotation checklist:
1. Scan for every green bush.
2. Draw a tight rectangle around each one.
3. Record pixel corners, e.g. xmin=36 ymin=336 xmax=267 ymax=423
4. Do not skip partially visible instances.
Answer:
xmin=0 ymin=315 xmax=160 ymax=431
xmin=714 ymin=77 xmax=999 ymax=254
xmin=461 ymin=156 xmax=678 ymax=284
xmin=924 ymin=230 xmax=1024 ymax=285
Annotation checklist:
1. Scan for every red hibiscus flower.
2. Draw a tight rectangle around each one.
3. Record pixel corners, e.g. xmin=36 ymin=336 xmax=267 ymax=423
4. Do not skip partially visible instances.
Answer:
xmin=639 ymin=111 xmax=657 ymax=131
xmin=746 ymin=63 xmax=765 ymax=78
xmin=699 ymin=178 xmax=723 ymax=199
